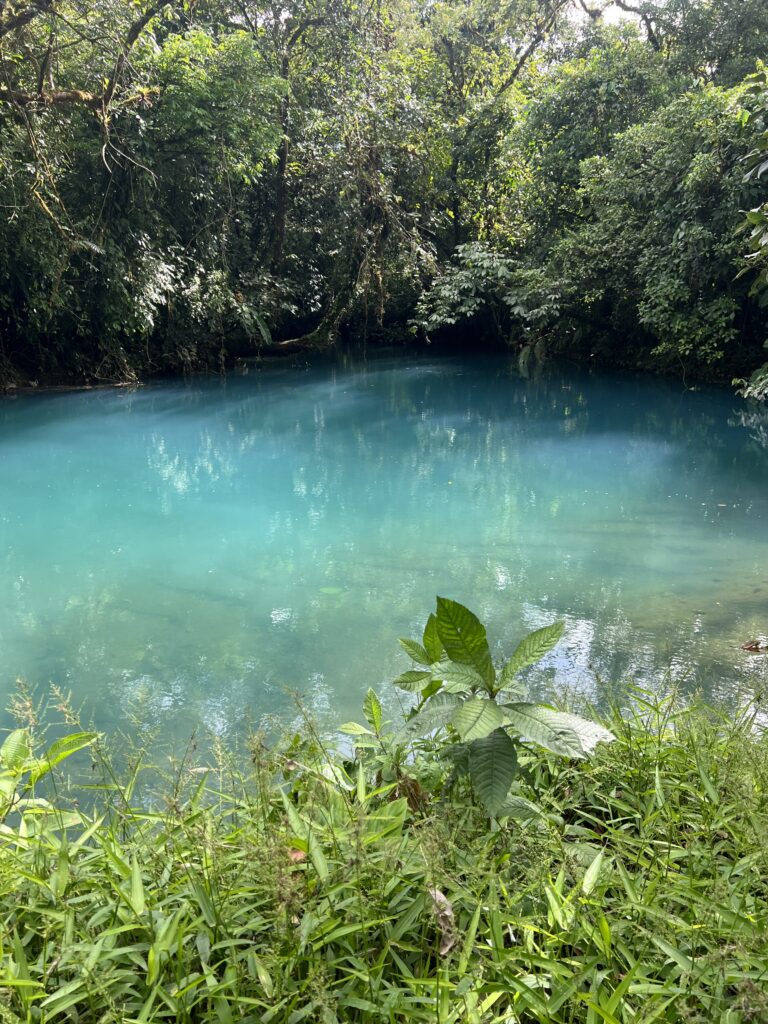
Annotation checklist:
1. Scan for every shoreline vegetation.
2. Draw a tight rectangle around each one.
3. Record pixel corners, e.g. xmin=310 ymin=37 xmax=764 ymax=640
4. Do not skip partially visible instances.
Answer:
xmin=1 ymin=601 xmax=766 ymax=1023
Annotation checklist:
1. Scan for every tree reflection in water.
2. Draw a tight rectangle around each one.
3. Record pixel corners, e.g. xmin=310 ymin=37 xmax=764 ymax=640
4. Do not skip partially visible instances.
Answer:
xmin=0 ymin=354 xmax=766 ymax=744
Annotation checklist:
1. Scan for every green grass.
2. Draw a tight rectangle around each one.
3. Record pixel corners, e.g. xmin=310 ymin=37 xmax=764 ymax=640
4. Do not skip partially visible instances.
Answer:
xmin=0 ymin=688 xmax=766 ymax=1023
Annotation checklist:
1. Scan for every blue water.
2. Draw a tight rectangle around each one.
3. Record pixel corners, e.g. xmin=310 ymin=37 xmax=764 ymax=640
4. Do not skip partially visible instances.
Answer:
xmin=1 ymin=355 xmax=767 ymax=742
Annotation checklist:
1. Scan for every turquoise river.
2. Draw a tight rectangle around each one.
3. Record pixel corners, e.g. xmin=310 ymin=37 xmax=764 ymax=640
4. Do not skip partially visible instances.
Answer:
xmin=1 ymin=354 xmax=767 ymax=743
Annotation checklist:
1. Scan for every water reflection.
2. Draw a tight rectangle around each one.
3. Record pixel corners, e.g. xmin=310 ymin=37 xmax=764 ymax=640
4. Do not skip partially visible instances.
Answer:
xmin=0 ymin=355 xmax=767 ymax=743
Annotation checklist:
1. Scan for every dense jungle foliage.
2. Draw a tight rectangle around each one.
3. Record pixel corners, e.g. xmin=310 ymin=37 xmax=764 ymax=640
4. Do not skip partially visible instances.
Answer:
xmin=0 ymin=0 xmax=766 ymax=387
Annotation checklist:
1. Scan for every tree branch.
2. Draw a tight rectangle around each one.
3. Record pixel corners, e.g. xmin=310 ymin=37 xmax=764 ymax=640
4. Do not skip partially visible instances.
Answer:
xmin=0 ymin=4 xmax=165 ymax=110
xmin=36 ymin=28 xmax=54 ymax=95
xmin=612 ymin=0 xmax=661 ymax=50
xmin=0 ymin=85 xmax=100 ymax=106
xmin=496 ymin=0 xmax=571 ymax=97
xmin=102 ymin=3 xmax=164 ymax=110
xmin=578 ymin=0 xmax=611 ymax=21
xmin=0 ymin=0 xmax=55 ymax=39
xmin=286 ymin=16 xmax=325 ymax=52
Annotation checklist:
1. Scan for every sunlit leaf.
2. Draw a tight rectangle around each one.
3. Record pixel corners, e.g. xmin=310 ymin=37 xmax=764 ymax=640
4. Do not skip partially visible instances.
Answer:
xmin=393 ymin=670 xmax=432 ymax=692
xmin=30 ymin=733 xmax=98 ymax=784
xmin=435 ymin=597 xmax=495 ymax=689
xmin=451 ymin=697 xmax=504 ymax=742
xmin=362 ymin=688 xmax=383 ymax=735
xmin=422 ymin=614 xmax=443 ymax=663
xmin=399 ymin=638 xmax=431 ymax=666
xmin=501 ymin=622 xmax=565 ymax=683
xmin=431 ymin=660 xmax=486 ymax=692
xmin=398 ymin=692 xmax=460 ymax=739
xmin=339 ymin=721 xmax=372 ymax=736
xmin=502 ymin=703 xmax=614 ymax=759
xmin=0 ymin=729 xmax=31 ymax=773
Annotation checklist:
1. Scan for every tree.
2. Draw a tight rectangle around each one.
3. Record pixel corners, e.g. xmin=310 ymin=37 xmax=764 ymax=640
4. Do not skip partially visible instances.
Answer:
xmin=1 ymin=0 xmax=767 ymax=386
xmin=738 ymin=67 xmax=768 ymax=400
xmin=0 ymin=1 xmax=169 ymax=109
xmin=550 ymin=85 xmax=763 ymax=375
xmin=0 ymin=3 xmax=284 ymax=381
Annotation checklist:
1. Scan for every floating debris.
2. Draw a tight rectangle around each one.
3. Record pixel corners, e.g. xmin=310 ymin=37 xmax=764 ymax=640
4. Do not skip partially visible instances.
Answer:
xmin=741 ymin=638 xmax=768 ymax=653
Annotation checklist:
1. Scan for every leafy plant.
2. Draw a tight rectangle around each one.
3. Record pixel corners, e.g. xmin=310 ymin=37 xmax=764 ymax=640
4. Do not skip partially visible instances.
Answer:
xmin=0 ymin=667 xmax=767 ymax=1021
xmin=0 ymin=728 xmax=97 ymax=824
xmin=736 ymin=65 xmax=768 ymax=400
xmin=347 ymin=598 xmax=614 ymax=817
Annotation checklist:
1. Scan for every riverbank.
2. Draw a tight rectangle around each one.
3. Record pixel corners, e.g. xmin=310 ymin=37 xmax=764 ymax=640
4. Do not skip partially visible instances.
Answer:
xmin=0 ymin=686 xmax=766 ymax=1024
xmin=3 ymin=330 xmax=765 ymax=397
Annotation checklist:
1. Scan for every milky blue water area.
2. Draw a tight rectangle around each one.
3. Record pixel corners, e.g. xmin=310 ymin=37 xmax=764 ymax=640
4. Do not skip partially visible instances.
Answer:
xmin=1 ymin=354 xmax=767 ymax=743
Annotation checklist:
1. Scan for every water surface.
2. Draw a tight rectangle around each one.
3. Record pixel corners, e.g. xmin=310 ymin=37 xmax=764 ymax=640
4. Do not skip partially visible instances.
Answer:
xmin=1 ymin=355 xmax=767 ymax=741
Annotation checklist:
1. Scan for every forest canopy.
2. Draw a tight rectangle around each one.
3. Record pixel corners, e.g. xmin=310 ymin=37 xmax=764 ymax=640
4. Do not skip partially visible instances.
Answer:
xmin=0 ymin=0 xmax=766 ymax=388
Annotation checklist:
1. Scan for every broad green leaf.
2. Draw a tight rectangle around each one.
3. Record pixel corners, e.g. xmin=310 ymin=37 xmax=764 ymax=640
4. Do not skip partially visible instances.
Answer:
xmin=501 ymin=622 xmax=565 ymax=683
xmin=252 ymin=954 xmax=274 ymax=998
xmin=654 ymin=764 xmax=665 ymax=809
xmin=30 ymin=732 xmax=98 ymax=783
xmin=0 ymin=729 xmax=31 ymax=772
xmin=13 ymin=797 xmax=53 ymax=812
xmin=431 ymin=660 xmax=486 ymax=693
xmin=451 ymin=697 xmax=504 ymax=742
xmin=363 ymin=688 xmax=383 ymax=734
xmin=502 ymin=703 xmax=614 ymax=759
xmin=399 ymin=638 xmax=431 ymax=666
xmin=468 ymin=728 xmax=518 ymax=815
xmin=422 ymin=613 xmax=443 ymax=663
xmin=297 ymin=910 xmax=318 ymax=956
xmin=196 ymin=931 xmax=211 ymax=967
xmin=393 ymin=670 xmax=432 ymax=692
xmin=496 ymin=795 xmax=547 ymax=824
xmin=191 ymin=878 xmax=217 ymax=928
xmin=695 ymin=755 xmax=719 ymax=805
xmin=397 ymin=692 xmax=460 ymax=739
xmin=651 ymin=935 xmax=693 ymax=974
xmin=39 ymin=979 xmax=85 ymax=1015
xmin=420 ymin=678 xmax=443 ymax=700
xmin=435 ymin=597 xmax=495 ymax=689
xmin=317 ymin=760 xmax=355 ymax=792
xmin=339 ymin=721 xmax=372 ymax=736
xmin=23 ymin=807 xmax=82 ymax=830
